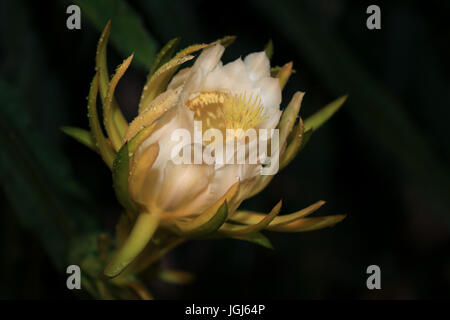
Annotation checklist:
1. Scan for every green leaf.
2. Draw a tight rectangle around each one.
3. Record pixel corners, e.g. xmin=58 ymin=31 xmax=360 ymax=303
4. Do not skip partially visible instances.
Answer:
xmin=60 ymin=126 xmax=97 ymax=153
xmin=0 ymin=80 xmax=72 ymax=269
xmin=304 ymin=95 xmax=347 ymax=132
xmin=75 ymin=0 xmax=158 ymax=69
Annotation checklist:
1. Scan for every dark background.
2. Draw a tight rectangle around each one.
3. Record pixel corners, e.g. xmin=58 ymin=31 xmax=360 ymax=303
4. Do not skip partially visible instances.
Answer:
xmin=1 ymin=0 xmax=449 ymax=299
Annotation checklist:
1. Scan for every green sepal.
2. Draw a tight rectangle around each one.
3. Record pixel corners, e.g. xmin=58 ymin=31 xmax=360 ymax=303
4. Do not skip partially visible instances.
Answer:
xmin=271 ymin=65 xmax=296 ymax=77
xmin=150 ymin=37 xmax=181 ymax=76
xmin=279 ymin=119 xmax=304 ymax=169
xmin=276 ymin=62 xmax=293 ymax=90
xmin=139 ymin=36 xmax=235 ymax=113
xmin=87 ymin=72 xmax=115 ymax=169
xmin=218 ymin=200 xmax=282 ymax=235
xmin=279 ymin=92 xmax=304 ymax=153
xmin=304 ymin=95 xmax=348 ymax=132
xmin=215 ymin=35 xmax=237 ymax=47
xmin=138 ymin=55 xmax=195 ymax=113
xmin=95 ymin=21 xmax=128 ymax=140
xmin=229 ymin=232 xmax=273 ymax=249
xmin=60 ymin=126 xmax=97 ymax=153
xmin=267 ymin=214 xmax=347 ymax=232
xmin=297 ymin=128 xmax=313 ymax=153
xmin=112 ymin=143 xmax=137 ymax=215
xmin=231 ymin=200 xmax=325 ymax=227
xmin=173 ymin=201 xmax=228 ymax=238
xmin=264 ymin=39 xmax=274 ymax=59
xmin=112 ymin=124 xmax=157 ymax=214
xmin=104 ymin=54 xmax=134 ymax=151
xmin=205 ymin=228 xmax=274 ymax=249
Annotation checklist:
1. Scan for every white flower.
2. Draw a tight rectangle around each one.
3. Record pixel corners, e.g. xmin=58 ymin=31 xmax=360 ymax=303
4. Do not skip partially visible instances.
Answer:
xmin=127 ymin=44 xmax=282 ymax=219
xmin=75 ymin=24 xmax=347 ymax=279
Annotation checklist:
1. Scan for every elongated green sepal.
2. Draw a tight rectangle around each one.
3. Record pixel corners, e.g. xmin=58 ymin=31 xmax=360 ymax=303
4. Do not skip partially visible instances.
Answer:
xmin=128 ymin=143 xmax=159 ymax=208
xmin=172 ymin=181 xmax=239 ymax=237
xmin=276 ymin=62 xmax=293 ymax=90
xmin=96 ymin=21 xmax=128 ymax=139
xmin=297 ymin=128 xmax=312 ymax=153
xmin=113 ymin=123 xmax=158 ymax=215
xmin=173 ymin=201 xmax=228 ymax=238
xmin=60 ymin=126 xmax=97 ymax=152
xmin=104 ymin=54 xmax=134 ymax=151
xmin=264 ymin=39 xmax=274 ymax=60
xmin=139 ymin=37 xmax=235 ymax=113
xmin=216 ymin=35 xmax=237 ymax=48
xmin=229 ymin=232 xmax=273 ymax=249
xmin=138 ymin=55 xmax=194 ymax=113
xmin=279 ymin=92 xmax=305 ymax=154
xmin=174 ymin=43 xmax=208 ymax=59
xmin=279 ymin=119 xmax=304 ymax=170
xmin=112 ymin=143 xmax=137 ymax=215
xmin=304 ymin=95 xmax=348 ymax=132
xmin=231 ymin=200 xmax=325 ymax=227
xmin=150 ymin=37 xmax=181 ymax=76
xmin=96 ymin=20 xmax=111 ymax=103
xmin=219 ymin=200 xmax=282 ymax=235
xmin=267 ymin=214 xmax=346 ymax=232
xmin=87 ymin=72 xmax=115 ymax=169
xmin=104 ymin=213 xmax=160 ymax=278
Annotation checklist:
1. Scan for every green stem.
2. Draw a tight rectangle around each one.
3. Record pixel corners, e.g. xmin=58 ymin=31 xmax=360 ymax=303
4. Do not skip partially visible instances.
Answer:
xmin=104 ymin=213 xmax=160 ymax=278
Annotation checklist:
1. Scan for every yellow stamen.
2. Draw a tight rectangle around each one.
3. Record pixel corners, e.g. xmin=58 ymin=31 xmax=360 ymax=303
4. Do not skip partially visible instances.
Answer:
xmin=222 ymin=92 xmax=267 ymax=131
xmin=186 ymin=90 xmax=267 ymax=134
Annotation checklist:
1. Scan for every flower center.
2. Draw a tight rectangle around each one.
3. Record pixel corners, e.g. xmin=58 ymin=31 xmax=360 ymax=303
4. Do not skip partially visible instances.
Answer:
xmin=186 ymin=91 xmax=267 ymax=136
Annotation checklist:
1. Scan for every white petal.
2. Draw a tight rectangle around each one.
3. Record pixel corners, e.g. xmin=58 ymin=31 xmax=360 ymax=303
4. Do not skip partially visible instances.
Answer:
xmin=244 ymin=51 xmax=270 ymax=82
xmin=201 ymin=58 xmax=253 ymax=93
xmin=167 ymin=67 xmax=191 ymax=90
xmin=257 ymin=108 xmax=282 ymax=130
xmin=157 ymin=159 xmax=215 ymax=212
xmin=255 ymin=77 xmax=281 ymax=111
xmin=138 ymin=102 xmax=194 ymax=171
xmin=191 ymin=44 xmax=224 ymax=74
